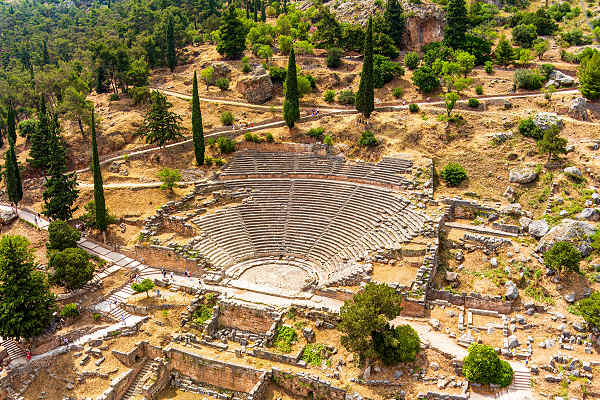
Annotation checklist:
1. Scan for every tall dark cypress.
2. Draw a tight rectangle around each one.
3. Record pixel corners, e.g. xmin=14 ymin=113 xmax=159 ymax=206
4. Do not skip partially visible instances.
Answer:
xmin=356 ymin=18 xmax=374 ymax=118
xmin=261 ymin=0 xmax=266 ymax=21
xmin=192 ymin=71 xmax=205 ymax=166
xmin=6 ymin=105 xmax=16 ymax=144
xmin=90 ymin=108 xmax=108 ymax=235
xmin=384 ymin=0 xmax=405 ymax=47
xmin=246 ymin=0 xmax=250 ymax=19
xmin=253 ymin=0 xmax=258 ymax=22
xmin=166 ymin=16 xmax=177 ymax=72
xmin=27 ymin=96 xmax=51 ymax=171
xmin=444 ymin=0 xmax=467 ymax=49
xmin=42 ymin=40 xmax=50 ymax=66
xmin=0 ymin=126 xmax=4 ymax=149
xmin=5 ymin=136 xmax=22 ymax=209
xmin=283 ymin=48 xmax=299 ymax=129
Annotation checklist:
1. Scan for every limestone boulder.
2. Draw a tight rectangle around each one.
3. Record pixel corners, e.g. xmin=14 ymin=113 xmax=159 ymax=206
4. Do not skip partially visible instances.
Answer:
xmin=528 ymin=220 xmax=549 ymax=239
xmin=564 ymin=166 xmax=582 ymax=178
xmin=536 ymin=219 xmax=596 ymax=257
xmin=505 ymin=280 xmax=519 ymax=301
xmin=546 ymin=70 xmax=575 ymax=88
xmin=568 ymin=97 xmax=588 ymax=121
xmin=509 ymin=168 xmax=538 ymax=184
xmin=199 ymin=61 xmax=231 ymax=85
xmin=0 ymin=209 xmax=17 ymax=225
xmin=577 ymin=208 xmax=600 ymax=221
xmin=236 ymin=73 xmax=273 ymax=104
xmin=533 ymin=112 xmax=563 ymax=131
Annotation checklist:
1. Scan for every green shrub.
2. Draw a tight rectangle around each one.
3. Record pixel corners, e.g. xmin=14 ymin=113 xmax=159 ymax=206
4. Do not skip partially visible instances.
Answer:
xmin=109 ymin=93 xmax=119 ymax=101
xmin=539 ymin=63 xmax=555 ymax=79
xmin=358 ymin=130 xmax=378 ymax=147
xmin=518 ymin=117 xmax=543 ymax=139
xmin=409 ymin=103 xmax=419 ymax=113
xmin=475 ymin=84 xmax=483 ymax=95
xmin=484 ymin=60 xmax=493 ymax=74
xmin=204 ymin=156 xmax=214 ymax=166
xmin=441 ymin=162 xmax=468 ymax=186
xmin=47 ymin=220 xmax=81 ymax=252
xmin=307 ymin=127 xmax=324 ymax=139
xmin=273 ymin=325 xmax=297 ymax=353
xmin=192 ymin=304 xmax=214 ymax=324
xmin=244 ymin=132 xmax=254 ymax=142
xmin=214 ymin=158 xmax=226 ymax=166
xmin=463 ymin=344 xmax=513 ymax=387
xmin=323 ymin=134 xmax=333 ymax=145
xmin=374 ymin=55 xmax=404 ymax=88
xmin=302 ymin=343 xmax=328 ymax=366
xmin=128 ymin=86 xmax=151 ymax=105
xmin=468 ymin=98 xmax=480 ymax=108
xmin=326 ymin=47 xmax=344 ymax=68
xmin=392 ymin=88 xmax=403 ymax=98
xmin=217 ymin=136 xmax=236 ymax=154
xmin=220 ymin=111 xmax=234 ymax=126
xmin=242 ymin=62 xmax=251 ymax=73
xmin=266 ymin=132 xmax=274 ymax=142
xmin=514 ymin=69 xmax=544 ymax=90
xmin=60 ymin=303 xmax=80 ymax=318
xmin=337 ymin=90 xmax=355 ymax=105
xmin=49 ymin=248 xmax=95 ymax=290
xmin=215 ymin=77 xmax=230 ymax=90
xmin=80 ymin=201 xmax=117 ymax=229
xmin=323 ymin=90 xmax=336 ymax=102
xmin=93 ymin=313 xmax=101 ymax=321
xmin=404 ymin=51 xmax=420 ymax=70
xmin=269 ymin=65 xmax=287 ymax=83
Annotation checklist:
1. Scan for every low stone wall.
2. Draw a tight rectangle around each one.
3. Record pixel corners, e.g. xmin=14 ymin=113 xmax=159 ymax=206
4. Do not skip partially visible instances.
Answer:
xmin=251 ymin=346 xmax=305 ymax=367
xmin=442 ymin=197 xmax=499 ymax=220
xmin=218 ymin=299 xmax=282 ymax=335
xmin=248 ymin=371 xmax=270 ymax=400
xmin=417 ymin=391 xmax=469 ymax=400
xmin=32 ymin=325 xmax=106 ymax=355
xmin=134 ymin=245 xmax=203 ymax=276
xmin=313 ymin=288 xmax=354 ymax=302
xmin=167 ymin=346 xmax=265 ymax=393
xmin=112 ymin=341 xmax=146 ymax=367
xmin=122 ymin=303 xmax=177 ymax=316
xmin=271 ymin=368 xmax=346 ymax=400
xmin=293 ymin=305 xmax=341 ymax=326
xmin=401 ymin=296 xmax=426 ymax=317
xmin=428 ymin=289 xmax=513 ymax=314
xmin=97 ymin=363 xmax=145 ymax=400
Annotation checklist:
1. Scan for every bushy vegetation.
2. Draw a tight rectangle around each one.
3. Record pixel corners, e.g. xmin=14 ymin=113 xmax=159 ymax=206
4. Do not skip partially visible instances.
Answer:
xmin=575 ymin=291 xmax=600 ymax=329
xmin=273 ymin=325 xmax=298 ymax=353
xmin=49 ymin=248 xmax=94 ymax=290
xmin=358 ymin=130 xmax=378 ymax=147
xmin=513 ymin=69 xmax=544 ymax=90
xmin=220 ymin=111 xmax=235 ymax=126
xmin=307 ymin=127 xmax=324 ymax=139
xmin=302 ymin=343 xmax=330 ymax=366
xmin=441 ymin=163 xmax=468 ymax=186
xmin=518 ymin=117 xmax=543 ymax=140
xmin=468 ymin=98 xmax=480 ymax=108
xmin=216 ymin=137 xmax=236 ymax=154
xmin=337 ymin=90 xmax=356 ymax=105
xmin=60 ymin=303 xmax=80 ymax=319
xmin=409 ymin=103 xmax=420 ymax=113
xmin=47 ymin=220 xmax=81 ymax=252
xmin=463 ymin=344 xmax=513 ymax=387
xmin=543 ymin=241 xmax=581 ymax=277
xmin=404 ymin=51 xmax=420 ymax=70
xmin=323 ymin=90 xmax=336 ymax=102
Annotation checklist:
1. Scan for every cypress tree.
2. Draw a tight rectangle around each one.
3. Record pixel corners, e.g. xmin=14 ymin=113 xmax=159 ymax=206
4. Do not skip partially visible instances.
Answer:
xmin=253 ymin=0 xmax=258 ymax=22
xmin=42 ymin=40 xmax=50 ymax=66
xmin=246 ymin=0 xmax=250 ymax=19
xmin=167 ymin=16 xmax=177 ymax=72
xmin=6 ymin=105 xmax=16 ymax=144
xmin=356 ymin=18 xmax=374 ymax=119
xmin=5 ymin=137 xmax=23 ymax=209
xmin=261 ymin=0 xmax=266 ymax=22
xmin=283 ymin=48 xmax=300 ymax=129
xmin=43 ymin=114 xmax=78 ymax=221
xmin=0 ymin=126 xmax=4 ymax=149
xmin=384 ymin=0 xmax=405 ymax=47
xmin=90 ymin=108 xmax=108 ymax=237
xmin=192 ymin=71 xmax=205 ymax=166
xmin=28 ymin=97 xmax=51 ymax=172
xmin=444 ymin=0 xmax=467 ymax=49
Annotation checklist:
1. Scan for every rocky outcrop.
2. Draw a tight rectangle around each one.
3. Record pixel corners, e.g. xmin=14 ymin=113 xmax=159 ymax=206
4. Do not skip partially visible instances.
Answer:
xmin=200 ymin=61 xmax=232 ymax=85
xmin=546 ymin=70 xmax=575 ymax=88
xmin=528 ymin=219 xmax=549 ymax=239
xmin=568 ymin=97 xmax=588 ymax=121
xmin=533 ymin=112 xmax=563 ymax=131
xmin=537 ymin=219 xmax=596 ymax=257
xmin=236 ymin=67 xmax=273 ymax=104
xmin=298 ymin=0 xmax=444 ymax=50
xmin=402 ymin=2 xmax=445 ymax=50
xmin=509 ymin=168 xmax=538 ymax=184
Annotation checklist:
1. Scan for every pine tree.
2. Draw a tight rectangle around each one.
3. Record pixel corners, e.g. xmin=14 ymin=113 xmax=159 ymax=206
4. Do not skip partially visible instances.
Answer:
xmin=283 ymin=48 xmax=300 ymax=129
xmin=494 ymin=35 xmax=515 ymax=66
xmin=43 ymin=113 xmax=77 ymax=221
xmin=444 ymin=0 xmax=467 ymax=49
xmin=356 ymin=18 xmax=374 ymax=119
xmin=192 ymin=71 xmax=205 ymax=166
xmin=5 ymin=137 xmax=22 ymax=209
xmin=578 ymin=52 xmax=600 ymax=100
xmin=28 ymin=97 xmax=51 ymax=172
xmin=537 ymin=126 xmax=567 ymax=162
xmin=167 ymin=16 xmax=177 ymax=72
xmin=6 ymin=105 xmax=16 ymax=144
xmin=217 ymin=5 xmax=248 ymax=59
xmin=384 ymin=0 xmax=405 ymax=47
xmin=261 ymin=0 xmax=266 ymax=22
xmin=90 ymin=108 xmax=108 ymax=237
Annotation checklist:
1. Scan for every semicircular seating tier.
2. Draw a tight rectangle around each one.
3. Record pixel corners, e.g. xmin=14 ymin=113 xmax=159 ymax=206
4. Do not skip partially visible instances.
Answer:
xmin=217 ymin=150 xmax=418 ymax=190
xmin=188 ymin=178 xmax=432 ymax=285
